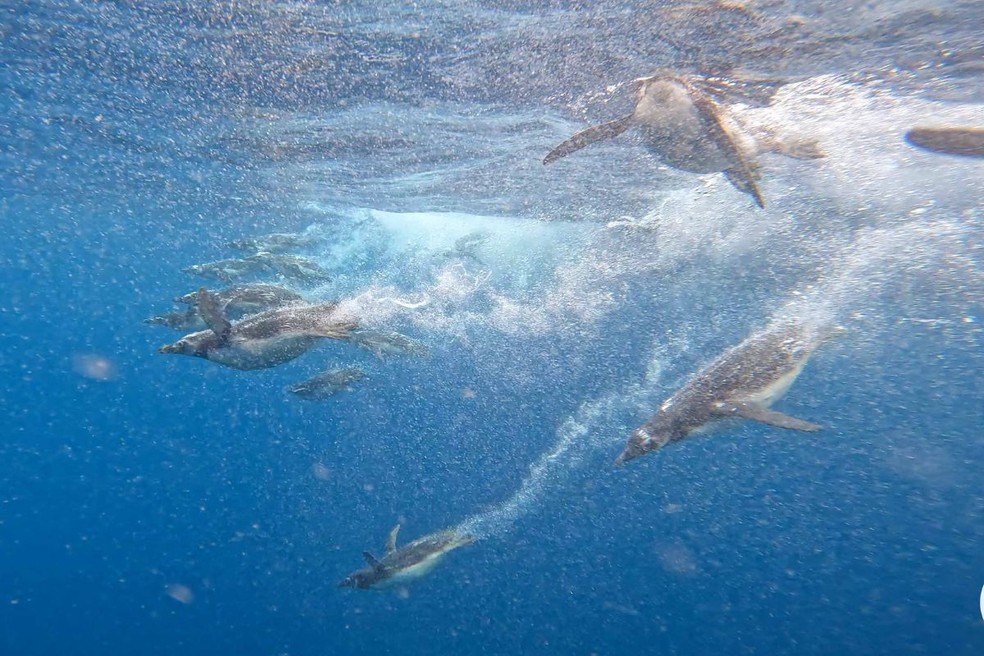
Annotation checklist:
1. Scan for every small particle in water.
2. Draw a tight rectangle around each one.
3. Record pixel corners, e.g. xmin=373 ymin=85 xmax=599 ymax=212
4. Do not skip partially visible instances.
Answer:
xmin=165 ymin=583 xmax=194 ymax=604
xmin=962 ymin=316 xmax=976 ymax=324
xmin=656 ymin=543 xmax=699 ymax=575
xmin=363 ymin=484 xmax=374 ymax=493
xmin=311 ymin=462 xmax=331 ymax=481
xmin=396 ymin=587 xmax=410 ymax=599
xmin=662 ymin=503 xmax=683 ymax=514
xmin=461 ymin=387 xmax=476 ymax=399
xmin=602 ymin=601 xmax=640 ymax=616
xmin=72 ymin=353 xmax=118 ymax=381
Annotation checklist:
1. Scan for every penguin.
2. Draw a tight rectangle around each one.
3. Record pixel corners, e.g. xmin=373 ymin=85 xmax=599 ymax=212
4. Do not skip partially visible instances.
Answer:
xmin=147 ymin=284 xmax=305 ymax=331
xmin=287 ymin=367 xmax=366 ymax=400
xmin=616 ymin=319 xmax=839 ymax=465
xmin=338 ymin=524 xmax=475 ymax=590
xmin=181 ymin=257 xmax=271 ymax=283
xmin=227 ymin=231 xmax=322 ymax=254
xmin=158 ymin=289 xmax=357 ymax=370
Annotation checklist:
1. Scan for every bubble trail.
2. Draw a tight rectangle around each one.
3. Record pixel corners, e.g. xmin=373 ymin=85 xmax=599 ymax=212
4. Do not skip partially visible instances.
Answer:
xmin=457 ymin=341 xmax=682 ymax=540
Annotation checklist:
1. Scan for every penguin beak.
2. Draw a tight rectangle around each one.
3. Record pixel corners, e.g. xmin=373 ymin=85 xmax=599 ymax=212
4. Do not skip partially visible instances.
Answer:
xmin=158 ymin=343 xmax=178 ymax=354
xmin=613 ymin=447 xmax=641 ymax=467
xmin=614 ymin=428 xmax=652 ymax=467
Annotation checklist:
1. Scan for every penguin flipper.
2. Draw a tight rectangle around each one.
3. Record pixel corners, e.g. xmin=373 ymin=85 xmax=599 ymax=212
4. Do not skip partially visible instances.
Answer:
xmin=363 ymin=551 xmax=383 ymax=569
xmin=385 ymin=524 xmax=400 ymax=555
xmin=543 ymin=115 xmax=634 ymax=165
xmin=195 ymin=288 xmax=232 ymax=343
xmin=714 ymin=401 xmax=821 ymax=432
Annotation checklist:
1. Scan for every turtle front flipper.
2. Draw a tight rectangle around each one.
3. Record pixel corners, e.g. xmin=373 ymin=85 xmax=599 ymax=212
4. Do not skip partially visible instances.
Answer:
xmin=723 ymin=167 xmax=766 ymax=209
xmin=543 ymin=114 xmax=635 ymax=165
xmin=682 ymin=77 xmax=766 ymax=208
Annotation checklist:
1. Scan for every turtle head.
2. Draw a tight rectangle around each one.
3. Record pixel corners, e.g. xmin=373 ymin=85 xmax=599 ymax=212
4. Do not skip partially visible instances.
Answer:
xmin=631 ymin=73 xmax=688 ymax=105
xmin=630 ymin=69 xmax=681 ymax=92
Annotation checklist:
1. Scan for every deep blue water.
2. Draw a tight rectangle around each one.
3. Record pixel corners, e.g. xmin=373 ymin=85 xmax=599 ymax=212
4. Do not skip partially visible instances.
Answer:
xmin=2 ymin=1 xmax=983 ymax=654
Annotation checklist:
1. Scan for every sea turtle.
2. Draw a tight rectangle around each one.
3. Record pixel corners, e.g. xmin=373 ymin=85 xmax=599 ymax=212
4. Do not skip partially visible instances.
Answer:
xmin=544 ymin=71 xmax=824 ymax=207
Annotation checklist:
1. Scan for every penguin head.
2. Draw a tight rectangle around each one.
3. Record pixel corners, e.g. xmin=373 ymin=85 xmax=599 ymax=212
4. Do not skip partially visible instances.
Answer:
xmin=159 ymin=337 xmax=205 ymax=358
xmin=615 ymin=423 xmax=672 ymax=466
xmin=337 ymin=570 xmax=372 ymax=590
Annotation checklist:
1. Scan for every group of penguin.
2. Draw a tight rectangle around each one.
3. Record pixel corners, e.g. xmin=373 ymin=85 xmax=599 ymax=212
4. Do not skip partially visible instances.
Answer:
xmin=156 ymin=69 xmax=983 ymax=591
xmin=146 ymin=232 xmax=427 ymax=401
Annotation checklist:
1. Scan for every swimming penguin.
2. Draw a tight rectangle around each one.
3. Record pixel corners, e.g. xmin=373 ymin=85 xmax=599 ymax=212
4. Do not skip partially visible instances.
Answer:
xmin=905 ymin=127 xmax=984 ymax=158
xmin=173 ymin=283 xmax=304 ymax=315
xmin=287 ymin=366 xmax=366 ymax=400
xmin=345 ymin=329 xmax=430 ymax=360
xmin=440 ymin=232 xmax=490 ymax=267
xmin=616 ymin=319 xmax=839 ymax=466
xmin=147 ymin=284 xmax=306 ymax=332
xmin=338 ymin=524 xmax=475 ymax=590
xmin=182 ymin=257 xmax=271 ymax=283
xmin=543 ymin=72 xmax=824 ymax=207
xmin=159 ymin=289 xmax=358 ymax=370
xmin=227 ymin=232 xmax=322 ymax=254
xmin=144 ymin=308 xmax=203 ymax=331
xmin=245 ymin=252 xmax=332 ymax=285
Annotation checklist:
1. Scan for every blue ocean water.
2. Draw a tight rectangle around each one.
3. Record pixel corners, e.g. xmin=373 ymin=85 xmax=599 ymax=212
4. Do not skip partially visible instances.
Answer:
xmin=2 ymin=1 xmax=983 ymax=654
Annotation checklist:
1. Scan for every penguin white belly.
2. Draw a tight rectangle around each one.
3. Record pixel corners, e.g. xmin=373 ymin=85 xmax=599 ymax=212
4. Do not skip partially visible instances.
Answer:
xmin=379 ymin=553 xmax=446 ymax=587
xmin=741 ymin=357 xmax=809 ymax=408
xmin=211 ymin=335 xmax=315 ymax=370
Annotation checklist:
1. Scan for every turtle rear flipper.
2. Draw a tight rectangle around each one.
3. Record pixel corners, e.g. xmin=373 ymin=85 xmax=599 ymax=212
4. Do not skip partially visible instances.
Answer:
xmin=759 ymin=131 xmax=825 ymax=160
xmin=543 ymin=114 xmax=634 ymax=165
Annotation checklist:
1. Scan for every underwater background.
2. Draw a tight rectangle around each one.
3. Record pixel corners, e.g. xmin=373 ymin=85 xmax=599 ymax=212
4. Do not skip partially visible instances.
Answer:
xmin=1 ymin=1 xmax=982 ymax=654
